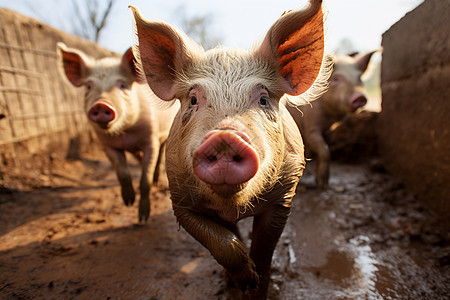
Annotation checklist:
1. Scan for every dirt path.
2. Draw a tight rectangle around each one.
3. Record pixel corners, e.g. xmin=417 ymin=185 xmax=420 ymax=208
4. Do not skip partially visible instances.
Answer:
xmin=0 ymin=152 xmax=449 ymax=299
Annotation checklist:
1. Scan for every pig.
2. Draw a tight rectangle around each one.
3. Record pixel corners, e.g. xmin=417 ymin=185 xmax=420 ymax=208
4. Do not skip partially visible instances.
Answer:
xmin=130 ymin=0 xmax=330 ymax=298
xmin=57 ymin=43 xmax=179 ymax=222
xmin=286 ymin=50 xmax=376 ymax=188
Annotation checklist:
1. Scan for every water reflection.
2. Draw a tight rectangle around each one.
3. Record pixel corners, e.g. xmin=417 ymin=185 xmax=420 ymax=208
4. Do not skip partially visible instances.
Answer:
xmin=304 ymin=235 xmax=384 ymax=299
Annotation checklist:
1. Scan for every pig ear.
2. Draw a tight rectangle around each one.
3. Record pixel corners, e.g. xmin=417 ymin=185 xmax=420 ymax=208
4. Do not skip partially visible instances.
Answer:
xmin=121 ymin=47 xmax=143 ymax=83
xmin=129 ymin=6 xmax=200 ymax=101
xmin=355 ymin=50 xmax=377 ymax=73
xmin=257 ymin=0 xmax=327 ymax=97
xmin=57 ymin=42 xmax=91 ymax=87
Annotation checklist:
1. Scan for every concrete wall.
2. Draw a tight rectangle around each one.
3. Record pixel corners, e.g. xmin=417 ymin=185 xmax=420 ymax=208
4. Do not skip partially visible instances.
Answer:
xmin=379 ymin=0 xmax=450 ymax=218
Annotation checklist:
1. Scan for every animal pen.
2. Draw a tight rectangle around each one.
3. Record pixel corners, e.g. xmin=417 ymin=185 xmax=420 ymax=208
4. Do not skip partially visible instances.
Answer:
xmin=0 ymin=2 xmax=449 ymax=299
xmin=0 ymin=7 xmax=114 ymax=188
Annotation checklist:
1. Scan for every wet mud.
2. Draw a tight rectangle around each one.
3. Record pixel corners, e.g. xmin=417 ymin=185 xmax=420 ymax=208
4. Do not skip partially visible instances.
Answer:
xmin=0 ymin=151 xmax=449 ymax=299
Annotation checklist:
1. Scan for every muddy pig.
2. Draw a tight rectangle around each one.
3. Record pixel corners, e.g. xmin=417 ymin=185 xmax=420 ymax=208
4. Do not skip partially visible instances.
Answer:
xmin=130 ymin=0 xmax=330 ymax=298
xmin=286 ymin=50 xmax=376 ymax=188
xmin=57 ymin=43 xmax=179 ymax=222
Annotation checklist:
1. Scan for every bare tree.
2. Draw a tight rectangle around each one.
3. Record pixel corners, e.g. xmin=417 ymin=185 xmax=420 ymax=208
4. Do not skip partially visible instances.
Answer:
xmin=176 ymin=5 xmax=222 ymax=50
xmin=71 ymin=0 xmax=115 ymax=43
xmin=16 ymin=0 xmax=115 ymax=43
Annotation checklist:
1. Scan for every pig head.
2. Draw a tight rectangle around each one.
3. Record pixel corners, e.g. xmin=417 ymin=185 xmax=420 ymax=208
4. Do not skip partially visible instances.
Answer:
xmin=131 ymin=0 xmax=329 ymax=298
xmin=57 ymin=43 xmax=179 ymax=222
xmin=287 ymin=50 xmax=376 ymax=188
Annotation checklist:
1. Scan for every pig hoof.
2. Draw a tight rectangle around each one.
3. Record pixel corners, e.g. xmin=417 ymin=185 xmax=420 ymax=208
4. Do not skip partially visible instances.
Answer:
xmin=315 ymin=177 xmax=329 ymax=190
xmin=122 ymin=195 xmax=135 ymax=206
xmin=121 ymin=189 xmax=135 ymax=206
xmin=138 ymin=200 xmax=150 ymax=223
xmin=228 ymin=266 xmax=259 ymax=294
xmin=316 ymin=181 xmax=329 ymax=190
xmin=138 ymin=210 xmax=149 ymax=223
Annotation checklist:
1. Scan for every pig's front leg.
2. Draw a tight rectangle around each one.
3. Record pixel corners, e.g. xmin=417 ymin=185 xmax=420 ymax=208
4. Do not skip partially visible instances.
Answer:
xmin=306 ymin=129 xmax=330 ymax=188
xmin=104 ymin=147 xmax=135 ymax=205
xmin=248 ymin=204 xmax=291 ymax=299
xmin=173 ymin=207 xmax=260 ymax=293
xmin=138 ymin=140 xmax=160 ymax=222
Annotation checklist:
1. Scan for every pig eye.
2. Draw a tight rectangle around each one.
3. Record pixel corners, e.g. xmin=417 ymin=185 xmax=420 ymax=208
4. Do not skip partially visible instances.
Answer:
xmin=330 ymin=75 xmax=344 ymax=85
xmin=190 ymin=96 xmax=198 ymax=106
xmin=254 ymin=85 xmax=270 ymax=108
xmin=86 ymin=81 xmax=94 ymax=93
xmin=259 ymin=96 xmax=269 ymax=107
xmin=117 ymin=80 xmax=128 ymax=90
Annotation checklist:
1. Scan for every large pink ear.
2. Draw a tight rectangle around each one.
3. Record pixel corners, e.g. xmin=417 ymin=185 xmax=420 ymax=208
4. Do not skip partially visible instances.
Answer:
xmin=130 ymin=6 xmax=197 ymax=101
xmin=121 ymin=47 xmax=142 ymax=83
xmin=57 ymin=42 xmax=91 ymax=87
xmin=257 ymin=0 xmax=325 ymax=96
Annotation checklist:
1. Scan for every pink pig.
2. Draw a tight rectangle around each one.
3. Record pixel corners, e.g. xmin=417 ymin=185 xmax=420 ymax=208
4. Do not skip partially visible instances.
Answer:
xmin=57 ymin=43 xmax=179 ymax=222
xmin=130 ymin=0 xmax=330 ymax=298
xmin=286 ymin=51 xmax=376 ymax=188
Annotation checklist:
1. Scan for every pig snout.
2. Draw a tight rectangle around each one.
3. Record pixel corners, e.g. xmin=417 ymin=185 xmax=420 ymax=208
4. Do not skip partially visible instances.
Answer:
xmin=193 ymin=130 xmax=259 ymax=198
xmin=349 ymin=92 xmax=367 ymax=111
xmin=88 ymin=103 xmax=116 ymax=126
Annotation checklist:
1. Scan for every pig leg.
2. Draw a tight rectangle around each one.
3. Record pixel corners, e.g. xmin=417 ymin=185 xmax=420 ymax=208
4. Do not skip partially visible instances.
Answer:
xmin=104 ymin=147 xmax=135 ymax=205
xmin=138 ymin=139 xmax=160 ymax=222
xmin=152 ymin=141 xmax=166 ymax=184
xmin=247 ymin=204 xmax=291 ymax=299
xmin=307 ymin=129 xmax=330 ymax=188
xmin=173 ymin=207 xmax=260 ymax=293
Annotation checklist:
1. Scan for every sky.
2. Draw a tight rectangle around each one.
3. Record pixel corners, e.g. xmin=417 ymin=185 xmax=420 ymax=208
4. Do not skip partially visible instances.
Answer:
xmin=0 ymin=0 xmax=423 ymax=54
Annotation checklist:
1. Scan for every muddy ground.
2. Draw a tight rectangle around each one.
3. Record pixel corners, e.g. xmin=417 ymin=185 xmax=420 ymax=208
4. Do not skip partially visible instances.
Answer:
xmin=0 ymin=147 xmax=449 ymax=300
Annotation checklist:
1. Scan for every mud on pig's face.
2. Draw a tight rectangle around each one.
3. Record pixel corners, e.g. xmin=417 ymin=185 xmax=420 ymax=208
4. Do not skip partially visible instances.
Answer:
xmin=169 ymin=48 xmax=289 ymax=209
xmin=129 ymin=0 xmax=329 ymax=210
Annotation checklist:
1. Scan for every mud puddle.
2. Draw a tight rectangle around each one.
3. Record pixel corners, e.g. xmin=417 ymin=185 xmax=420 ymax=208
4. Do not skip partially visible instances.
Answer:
xmin=267 ymin=162 xmax=449 ymax=299
xmin=0 ymin=154 xmax=449 ymax=299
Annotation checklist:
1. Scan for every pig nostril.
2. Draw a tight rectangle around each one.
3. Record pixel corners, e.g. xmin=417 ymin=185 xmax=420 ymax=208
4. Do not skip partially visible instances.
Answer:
xmin=193 ymin=131 xmax=260 ymax=187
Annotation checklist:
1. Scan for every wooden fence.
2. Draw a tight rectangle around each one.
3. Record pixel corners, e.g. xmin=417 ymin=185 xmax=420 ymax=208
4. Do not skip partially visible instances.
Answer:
xmin=0 ymin=8 xmax=116 ymax=186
